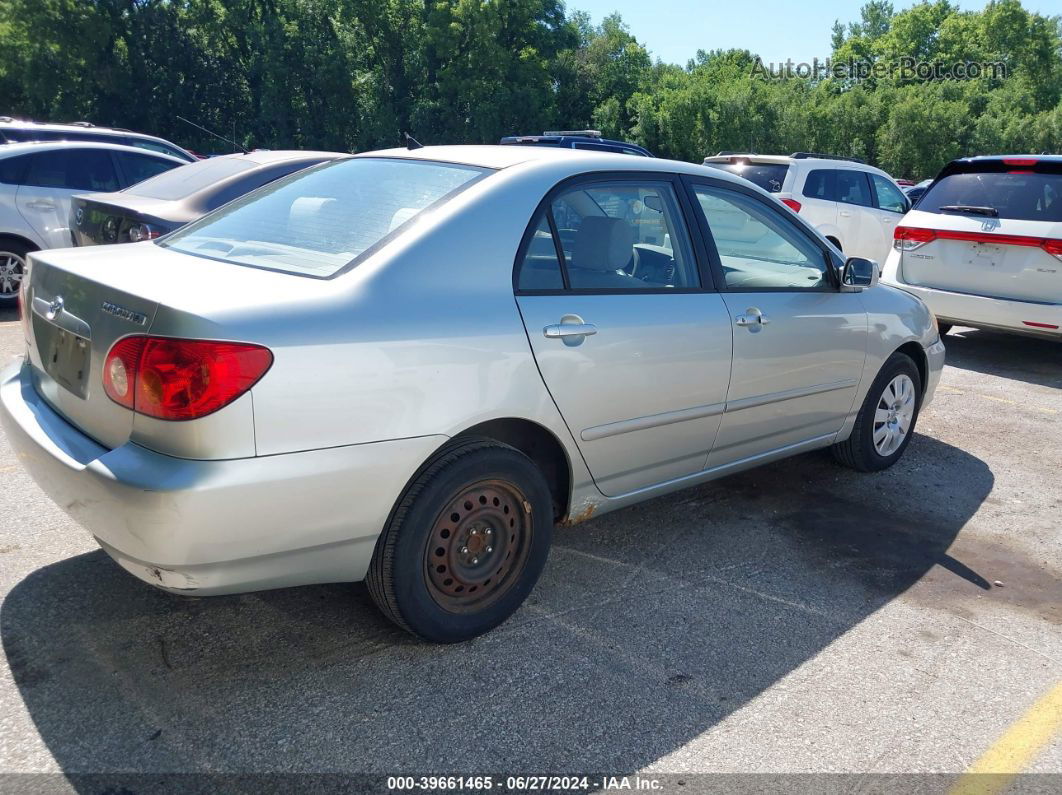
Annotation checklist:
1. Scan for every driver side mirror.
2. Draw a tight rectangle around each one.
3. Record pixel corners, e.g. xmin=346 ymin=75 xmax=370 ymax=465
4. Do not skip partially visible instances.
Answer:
xmin=840 ymin=256 xmax=878 ymax=291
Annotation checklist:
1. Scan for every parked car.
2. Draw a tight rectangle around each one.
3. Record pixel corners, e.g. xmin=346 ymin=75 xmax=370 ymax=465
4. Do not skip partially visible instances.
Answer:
xmin=71 ymin=150 xmax=345 ymax=246
xmin=1 ymin=145 xmax=944 ymax=642
xmin=0 ymin=141 xmax=184 ymax=302
xmin=500 ymin=129 xmax=654 ymax=157
xmin=703 ymin=152 xmax=911 ymax=267
xmin=0 ymin=117 xmax=196 ymax=162
xmin=902 ymin=178 xmax=933 ymax=205
xmin=882 ymin=155 xmax=1062 ymax=340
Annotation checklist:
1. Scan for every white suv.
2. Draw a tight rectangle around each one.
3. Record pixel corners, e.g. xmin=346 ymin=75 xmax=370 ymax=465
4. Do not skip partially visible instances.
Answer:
xmin=0 ymin=141 xmax=184 ymax=302
xmin=881 ymin=155 xmax=1061 ymax=340
xmin=0 ymin=117 xmax=195 ymax=162
xmin=703 ymin=152 xmax=911 ymax=267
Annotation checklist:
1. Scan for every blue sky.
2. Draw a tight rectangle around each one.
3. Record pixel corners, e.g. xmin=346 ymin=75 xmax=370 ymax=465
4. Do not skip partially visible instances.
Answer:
xmin=568 ymin=0 xmax=1062 ymax=66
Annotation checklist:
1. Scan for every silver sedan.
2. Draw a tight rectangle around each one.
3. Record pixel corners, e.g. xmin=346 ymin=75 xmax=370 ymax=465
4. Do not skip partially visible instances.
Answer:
xmin=1 ymin=146 xmax=945 ymax=642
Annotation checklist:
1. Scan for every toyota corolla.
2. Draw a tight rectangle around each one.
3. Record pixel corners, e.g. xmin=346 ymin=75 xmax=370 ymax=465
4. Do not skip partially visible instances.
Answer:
xmin=1 ymin=146 xmax=945 ymax=642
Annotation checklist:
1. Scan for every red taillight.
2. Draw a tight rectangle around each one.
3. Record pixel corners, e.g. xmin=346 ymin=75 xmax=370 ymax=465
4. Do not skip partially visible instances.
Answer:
xmin=1002 ymin=158 xmax=1038 ymax=167
xmin=781 ymin=198 xmax=802 ymax=213
xmin=102 ymin=336 xmax=273 ymax=420
xmin=1043 ymin=239 xmax=1062 ymax=261
xmin=893 ymin=225 xmax=937 ymax=251
xmin=1023 ymin=321 xmax=1059 ymax=330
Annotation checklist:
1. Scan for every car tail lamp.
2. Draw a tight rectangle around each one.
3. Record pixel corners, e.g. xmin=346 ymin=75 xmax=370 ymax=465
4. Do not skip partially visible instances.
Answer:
xmin=1002 ymin=158 xmax=1038 ymax=167
xmin=893 ymin=225 xmax=937 ymax=251
xmin=128 ymin=223 xmax=162 ymax=243
xmin=103 ymin=336 xmax=273 ymax=420
xmin=1043 ymin=239 xmax=1062 ymax=262
xmin=781 ymin=198 xmax=802 ymax=213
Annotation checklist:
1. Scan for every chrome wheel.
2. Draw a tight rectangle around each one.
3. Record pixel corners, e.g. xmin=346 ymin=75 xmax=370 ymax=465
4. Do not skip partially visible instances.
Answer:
xmin=873 ymin=374 xmax=916 ymax=457
xmin=0 ymin=251 xmax=24 ymax=296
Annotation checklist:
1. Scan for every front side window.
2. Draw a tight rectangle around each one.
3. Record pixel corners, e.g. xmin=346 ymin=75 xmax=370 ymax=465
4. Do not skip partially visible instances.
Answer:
xmin=871 ymin=174 xmax=908 ymax=213
xmin=692 ymin=184 xmax=830 ymax=290
xmin=23 ymin=149 xmax=119 ymax=191
xmin=533 ymin=180 xmax=698 ymax=290
xmin=161 ymin=157 xmax=488 ymax=277
xmin=835 ymin=170 xmax=872 ymax=207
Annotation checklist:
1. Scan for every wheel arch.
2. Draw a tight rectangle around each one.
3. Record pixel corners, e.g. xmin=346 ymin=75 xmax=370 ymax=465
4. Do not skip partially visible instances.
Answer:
xmin=451 ymin=418 xmax=572 ymax=522
xmin=0 ymin=233 xmax=39 ymax=254
xmin=895 ymin=340 xmax=928 ymax=395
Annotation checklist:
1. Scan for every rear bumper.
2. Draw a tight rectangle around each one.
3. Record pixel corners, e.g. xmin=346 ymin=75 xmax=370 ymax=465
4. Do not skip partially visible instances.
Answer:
xmin=883 ymin=279 xmax=1061 ymax=339
xmin=0 ymin=359 xmax=445 ymax=594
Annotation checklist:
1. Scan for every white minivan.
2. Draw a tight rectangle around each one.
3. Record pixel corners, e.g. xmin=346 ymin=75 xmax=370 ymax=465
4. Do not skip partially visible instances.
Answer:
xmin=881 ymin=155 xmax=1061 ymax=340
xmin=703 ymin=153 xmax=912 ymax=268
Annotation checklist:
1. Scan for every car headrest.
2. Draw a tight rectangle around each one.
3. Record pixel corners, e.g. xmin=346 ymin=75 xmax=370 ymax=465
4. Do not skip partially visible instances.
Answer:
xmin=571 ymin=216 xmax=634 ymax=271
xmin=288 ymin=196 xmax=339 ymax=239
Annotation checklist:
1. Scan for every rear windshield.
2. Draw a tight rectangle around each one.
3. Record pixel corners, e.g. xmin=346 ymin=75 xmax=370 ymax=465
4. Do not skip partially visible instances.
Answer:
xmin=919 ymin=170 xmax=1062 ymax=222
xmin=160 ymin=157 xmax=488 ymax=277
xmin=704 ymin=162 xmax=789 ymax=193
xmin=127 ymin=156 xmax=256 ymax=199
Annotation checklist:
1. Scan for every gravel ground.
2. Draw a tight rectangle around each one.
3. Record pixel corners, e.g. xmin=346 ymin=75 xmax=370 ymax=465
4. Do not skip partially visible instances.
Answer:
xmin=0 ymin=306 xmax=1058 ymax=786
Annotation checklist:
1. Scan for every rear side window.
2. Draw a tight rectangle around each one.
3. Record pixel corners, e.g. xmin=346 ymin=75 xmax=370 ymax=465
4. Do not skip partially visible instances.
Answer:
xmin=23 ymin=149 xmax=120 ymax=191
xmin=919 ymin=170 xmax=1062 ymax=222
xmin=516 ymin=214 xmax=564 ymax=290
xmin=803 ymin=169 xmax=834 ymax=200
xmin=0 ymin=154 xmax=29 ymax=184
xmin=835 ymin=170 xmax=872 ymax=207
xmin=161 ymin=157 xmax=488 ymax=277
xmin=114 ymin=150 xmax=178 ymax=187
xmin=704 ymin=162 xmax=789 ymax=193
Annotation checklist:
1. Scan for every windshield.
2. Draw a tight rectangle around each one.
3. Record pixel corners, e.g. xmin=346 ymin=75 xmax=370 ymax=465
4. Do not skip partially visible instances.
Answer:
xmin=127 ymin=156 xmax=257 ymax=199
xmin=919 ymin=171 xmax=1062 ymax=222
xmin=705 ymin=162 xmax=789 ymax=193
xmin=160 ymin=157 xmax=489 ymax=277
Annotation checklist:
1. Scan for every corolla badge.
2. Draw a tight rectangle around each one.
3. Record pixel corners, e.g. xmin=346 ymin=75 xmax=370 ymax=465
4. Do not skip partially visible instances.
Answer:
xmin=101 ymin=301 xmax=147 ymax=325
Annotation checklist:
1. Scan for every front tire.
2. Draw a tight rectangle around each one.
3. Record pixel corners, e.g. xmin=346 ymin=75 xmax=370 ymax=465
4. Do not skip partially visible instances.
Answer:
xmin=832 ymin=352 xmax=922 ymax=472
xmin=366 ymin=439 xmax=554 ymax=643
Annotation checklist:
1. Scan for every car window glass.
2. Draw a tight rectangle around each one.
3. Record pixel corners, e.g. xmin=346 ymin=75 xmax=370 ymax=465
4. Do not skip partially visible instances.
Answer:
xmin=516 ymin=214 xmax=564 ymax=290
xmin=0 ymin=154 xmax=29 ymax=184
xmin=871 ymin=174 xmax=907 ymax=213
xmin=549 ymin=181 xmax=698 ymax=290
xmin=835 ymin=170 xmax=872 ymax=207
xmin=24 ymin=149 xmax=119 ymax=191
xmin=803 ymin=169 xmax=834 ymax=200
xmin=115 ymin=150 xmax=178 ymax=186
xmin=693 ymin=184 xmax=829 ymax=290
xmin=918 ymin=171 xmax=1062 ymax=222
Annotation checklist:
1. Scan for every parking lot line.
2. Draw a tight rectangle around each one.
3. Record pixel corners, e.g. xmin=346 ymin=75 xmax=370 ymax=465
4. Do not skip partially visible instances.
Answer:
xmin=950 ymin=681 xmax=1062 ymax=795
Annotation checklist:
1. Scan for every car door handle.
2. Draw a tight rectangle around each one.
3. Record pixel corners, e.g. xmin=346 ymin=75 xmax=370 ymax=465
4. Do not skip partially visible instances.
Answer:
xmin=544 ymin=323 xmax=597 ymax=339
xmin=735 ymin=313 xmax=770 ymax=327
xmin=26 ymin=200 xmax=55 ymax=210
xmin=839 ymin=210 xmax=852 ymax=217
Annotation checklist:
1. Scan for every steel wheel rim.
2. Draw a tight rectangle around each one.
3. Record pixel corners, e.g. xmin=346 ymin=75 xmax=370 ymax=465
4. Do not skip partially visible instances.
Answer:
xmin=873 ymin=373 xmax=915 ymax=457
xmin=0 ymin=252 xmax=24 ymax=296
xmin=425 ymin=479 xmax=533 ymax=613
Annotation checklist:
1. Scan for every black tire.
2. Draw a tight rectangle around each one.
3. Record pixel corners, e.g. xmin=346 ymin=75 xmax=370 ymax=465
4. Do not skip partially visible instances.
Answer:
xmin=366 ymin=438 xmax=553 ymax=643
xmin=832 ymin=352 xmax=922 ymax=473
xmin=937 ymin=323 xmax=953 ymax=337
xmin=0 ymin=239 xmax=33 ymax=303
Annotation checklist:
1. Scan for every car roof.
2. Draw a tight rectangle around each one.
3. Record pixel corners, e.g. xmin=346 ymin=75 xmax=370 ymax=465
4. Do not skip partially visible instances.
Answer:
xmin=952 ymin=154 xmax=1062 ymax=164
xmin=358 ymin=144 xmax=755 ymax=185
xmin=0 ymin=140 xmax=186 ymax=161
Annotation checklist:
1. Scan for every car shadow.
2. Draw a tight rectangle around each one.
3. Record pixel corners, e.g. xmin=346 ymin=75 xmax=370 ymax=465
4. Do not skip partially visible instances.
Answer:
xmin=0 ymin=305 xmax=19 ymax=324
xmin=2 ymin=434 xmax=994 ymax=779
xmin=943 ymin=327 xmax=1061 ymax=389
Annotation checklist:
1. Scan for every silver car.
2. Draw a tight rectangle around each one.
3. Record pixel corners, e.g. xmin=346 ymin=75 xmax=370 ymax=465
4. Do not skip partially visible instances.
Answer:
xmin=1 ymin=146 xmax=945 ymax=642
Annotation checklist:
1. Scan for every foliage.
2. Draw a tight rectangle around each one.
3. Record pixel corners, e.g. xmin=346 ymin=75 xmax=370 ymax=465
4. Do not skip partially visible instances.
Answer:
xmin=0 ymin=0 xmax=1059 ymax=178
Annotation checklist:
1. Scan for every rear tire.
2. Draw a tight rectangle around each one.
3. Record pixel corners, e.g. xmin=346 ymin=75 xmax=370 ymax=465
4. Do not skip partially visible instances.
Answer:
xmin=0 ymin=240 xmax=33 ymax=303
xmin=832 ymin=352 xmax=922 ymax=473
xmin=366 ymin=439 xmax=553 ymax=643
